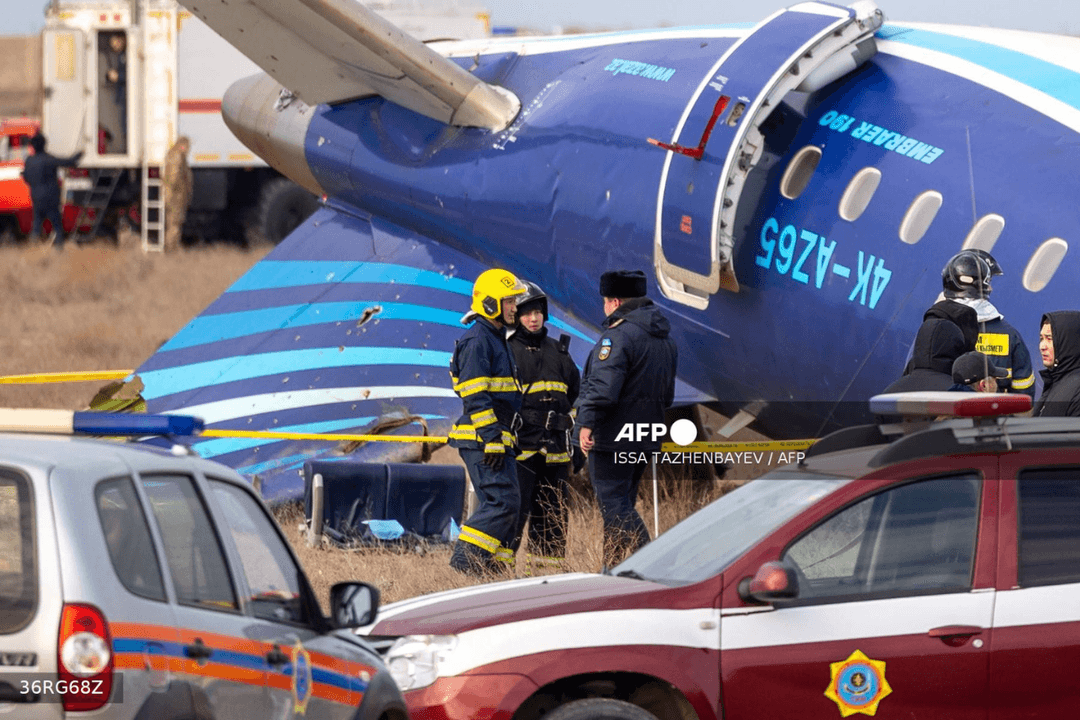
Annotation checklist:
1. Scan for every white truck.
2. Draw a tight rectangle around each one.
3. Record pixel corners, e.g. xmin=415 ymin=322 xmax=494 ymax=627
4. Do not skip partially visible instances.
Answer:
xmin=41 ymin=0 xmax=491 ymax=249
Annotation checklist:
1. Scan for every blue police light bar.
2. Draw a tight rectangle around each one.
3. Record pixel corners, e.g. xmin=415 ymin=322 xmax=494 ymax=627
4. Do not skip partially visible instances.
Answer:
xmin=869 ymin=392 xmax=1032 ymax=418
xmin=0 ymin=409 xmax=204 ymax=436
xmin=72 ymin=411 xmax=204 ymax=436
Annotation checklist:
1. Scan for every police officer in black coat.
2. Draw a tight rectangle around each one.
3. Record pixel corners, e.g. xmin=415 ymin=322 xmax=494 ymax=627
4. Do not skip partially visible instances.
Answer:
xmin=575 ymin=270 xmax=677 ymax=568
xmin=507 ymin=281 xmax=580 ymax=570
xmin=1033 ymin=311 xmax=1080 ymax=417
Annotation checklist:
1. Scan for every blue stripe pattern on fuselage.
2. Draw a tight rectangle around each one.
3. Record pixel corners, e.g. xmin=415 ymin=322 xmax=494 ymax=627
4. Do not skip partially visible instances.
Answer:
xmin=159 ymin=302 xmax=467 ymax=351
xmin=228 ymin=260 xmax=474 ymax=294
xmin=159 ymin=300 xmax=591 ymax=354
xmin=140 ymin=347 xmax=454 ymax=400
xmin=881 ymin=26 xmax=1080 ymax=110
xmin=147 ymin=366 xmax=455 ymax=411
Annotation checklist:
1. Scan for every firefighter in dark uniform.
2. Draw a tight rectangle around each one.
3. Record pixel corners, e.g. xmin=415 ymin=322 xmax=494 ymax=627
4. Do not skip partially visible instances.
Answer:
xmin=941 ymin=249 xmax=1035 ymax=397
xmin=507 ymin=281 xmax=580 ymax=571
xmin=575 ymin=270 xmax=678 ymax=568
xmin=448 ymin=268 xmax=526 ymax=576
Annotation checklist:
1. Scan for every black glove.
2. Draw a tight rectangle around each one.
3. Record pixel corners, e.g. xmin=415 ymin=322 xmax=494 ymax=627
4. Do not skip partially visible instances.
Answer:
xmin=481 ymin=452 xmax=505 ymax=472
xmin=571 ymin=445 xmax=586 ymax=473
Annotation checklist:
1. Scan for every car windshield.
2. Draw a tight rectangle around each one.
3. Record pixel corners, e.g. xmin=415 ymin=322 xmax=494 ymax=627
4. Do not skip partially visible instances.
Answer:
xmin=611 ymin=477 xmax=850 ymax=586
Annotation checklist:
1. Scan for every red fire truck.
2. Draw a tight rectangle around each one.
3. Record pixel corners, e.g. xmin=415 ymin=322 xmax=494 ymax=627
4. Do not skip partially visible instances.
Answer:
xmin=0 ymin=117 xmax=87 ymax=239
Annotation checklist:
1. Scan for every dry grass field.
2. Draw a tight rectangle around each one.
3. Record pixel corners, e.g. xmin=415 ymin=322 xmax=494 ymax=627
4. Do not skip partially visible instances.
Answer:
xmin=2 ymin=239 xmax=761 ymax=612
xmin=1 ymin=240 xmax=270 ymax=409
xmin=280 ymin=477 xmax=740 ymax=612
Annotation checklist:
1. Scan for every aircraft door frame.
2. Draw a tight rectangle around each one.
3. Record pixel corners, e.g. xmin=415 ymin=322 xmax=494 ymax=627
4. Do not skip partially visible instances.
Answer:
xmin=653 ymin=2 xmax=883 ymax=309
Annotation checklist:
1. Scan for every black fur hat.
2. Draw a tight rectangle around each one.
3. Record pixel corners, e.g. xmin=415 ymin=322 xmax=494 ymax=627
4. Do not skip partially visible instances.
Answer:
xmin=600 ymin=270 xmax=647 ymax=298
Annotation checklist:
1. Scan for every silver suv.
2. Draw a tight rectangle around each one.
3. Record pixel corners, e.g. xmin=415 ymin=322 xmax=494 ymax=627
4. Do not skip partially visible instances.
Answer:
xmin=0 ymin=413 xmax=408 ymax=720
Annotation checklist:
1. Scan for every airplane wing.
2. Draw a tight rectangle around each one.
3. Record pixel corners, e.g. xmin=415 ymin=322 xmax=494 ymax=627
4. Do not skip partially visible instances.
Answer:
xmin=179 ymin=0 xmax=520 ymax=129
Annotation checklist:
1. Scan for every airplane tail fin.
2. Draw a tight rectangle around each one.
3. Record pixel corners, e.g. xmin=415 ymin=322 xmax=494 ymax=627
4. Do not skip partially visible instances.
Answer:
xmin=179 ymin=0 xmax=520 ymax=129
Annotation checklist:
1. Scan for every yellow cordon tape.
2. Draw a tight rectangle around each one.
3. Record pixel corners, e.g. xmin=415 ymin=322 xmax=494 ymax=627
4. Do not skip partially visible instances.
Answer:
xmin=0 ymin=370 xmax=134 ymax=384
xmin=660 ymin=439 xmax=816 ymax=453
xmin=0 ymin=371 xmax=821 ymax=451
xmin=200 ymin=429 xmax=449 ymax=443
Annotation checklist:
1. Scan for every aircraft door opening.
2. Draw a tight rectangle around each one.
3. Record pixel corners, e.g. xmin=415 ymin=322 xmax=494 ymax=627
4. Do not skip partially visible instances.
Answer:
xmin=653 ymin=1 xmax=882 ymax=309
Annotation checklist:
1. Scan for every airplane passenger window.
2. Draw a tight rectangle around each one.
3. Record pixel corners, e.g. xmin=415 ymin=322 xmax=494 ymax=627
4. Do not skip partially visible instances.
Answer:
xmin=838 ymin=167 xmax=881 ymax=222
xmin=962 ymin=214 xmax=1005 ymax=252
xmin=780 ymin=146 xmax=822 ymax=200
xmin=1023 ymin=238 xmax=1069 ymax=292
xmin=898 ymin=190 xmax=943 ymax=245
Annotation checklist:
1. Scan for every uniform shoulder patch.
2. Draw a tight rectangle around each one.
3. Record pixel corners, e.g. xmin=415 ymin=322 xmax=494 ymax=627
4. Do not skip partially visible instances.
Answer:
xmin=598 ymin=337 xmax=612 ymax=361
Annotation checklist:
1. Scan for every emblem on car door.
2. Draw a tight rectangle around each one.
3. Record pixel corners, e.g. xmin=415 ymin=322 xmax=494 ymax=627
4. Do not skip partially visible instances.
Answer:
xmin=824 ymin=649 xmax=892 ymax=716
xmin=292 ymin=638 xmax=313 ymax=714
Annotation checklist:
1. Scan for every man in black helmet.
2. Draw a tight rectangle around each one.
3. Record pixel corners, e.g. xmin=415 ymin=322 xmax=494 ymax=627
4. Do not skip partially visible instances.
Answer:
xmin=507 ymin=281 xmax=580 ymax=572
xmin=575 ymin=270 xmax=678 ymax=568
xmin=941 ymin=249 xmax=1035 ymax=398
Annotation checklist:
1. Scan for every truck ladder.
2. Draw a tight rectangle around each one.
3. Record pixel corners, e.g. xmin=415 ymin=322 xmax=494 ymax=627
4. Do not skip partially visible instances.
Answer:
xmin=141 ymin=164 xmax=164 ymax=251
xmin=72 ymin=169 xmax=123 ymax=243
xmin=139 ymin=0 xmax=178 ymax=252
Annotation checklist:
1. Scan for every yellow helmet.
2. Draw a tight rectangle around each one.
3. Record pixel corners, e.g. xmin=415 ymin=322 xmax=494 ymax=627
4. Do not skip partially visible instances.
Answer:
xmin=472 ymin=268 xmax=526 ymax=319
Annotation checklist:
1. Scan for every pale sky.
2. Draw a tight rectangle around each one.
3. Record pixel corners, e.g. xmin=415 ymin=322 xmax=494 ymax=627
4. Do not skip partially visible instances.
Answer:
xmin=8 ymin=0 xmax=1080 ymax=37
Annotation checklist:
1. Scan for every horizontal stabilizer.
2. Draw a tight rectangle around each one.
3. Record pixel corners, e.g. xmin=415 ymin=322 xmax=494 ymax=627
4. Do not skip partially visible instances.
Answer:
xmin=134 ymin=208 xmax=598 ymax=499
xmin=179 ymin=0 xmax=520 ymax=129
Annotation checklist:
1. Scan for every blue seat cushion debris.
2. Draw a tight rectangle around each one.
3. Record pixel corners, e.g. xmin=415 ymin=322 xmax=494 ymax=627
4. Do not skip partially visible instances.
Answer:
xmin=303 ymin=461 xmax=465 ymax=545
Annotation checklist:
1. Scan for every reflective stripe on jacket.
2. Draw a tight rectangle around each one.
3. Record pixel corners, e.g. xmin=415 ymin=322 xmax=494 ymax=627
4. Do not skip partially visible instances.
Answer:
xmin=510 ymin=326 xmax=580 ymax=462
xmin=449 ymin=317 xmax=522 ymax=453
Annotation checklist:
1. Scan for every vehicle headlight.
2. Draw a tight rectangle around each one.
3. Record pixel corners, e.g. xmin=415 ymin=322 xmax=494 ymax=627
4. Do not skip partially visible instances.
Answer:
xmin=386 ymin=635 xmax=458 ymax=692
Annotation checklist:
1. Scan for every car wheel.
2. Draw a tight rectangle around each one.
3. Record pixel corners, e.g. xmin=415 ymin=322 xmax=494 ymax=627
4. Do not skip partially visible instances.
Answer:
xmin=544 ymin=699 xmax=660 ymax=720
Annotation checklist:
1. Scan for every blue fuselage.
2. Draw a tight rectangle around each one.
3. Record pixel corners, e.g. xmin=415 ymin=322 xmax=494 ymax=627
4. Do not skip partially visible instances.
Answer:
xmin=303 ymin=26 xmax=1079 ymax=430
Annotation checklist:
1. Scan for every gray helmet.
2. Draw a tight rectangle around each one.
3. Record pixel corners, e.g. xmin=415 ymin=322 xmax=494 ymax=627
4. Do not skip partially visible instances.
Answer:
xmin=942 ymin=250 xmax=994 ymax=299
xmin=516 ymin=280 xmax=548 ymax=321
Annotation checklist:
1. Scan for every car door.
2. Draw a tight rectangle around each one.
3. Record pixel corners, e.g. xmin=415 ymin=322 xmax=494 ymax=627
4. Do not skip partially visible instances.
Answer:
xmin=93 ymin=476 xmax=186 ymax=709
xmin=719 ymin=472 xmax=996 ymax=720
xmin=139 ymin=473 xmax=272 ymax=717
xmin=989 ymin=455 xmax=1080 ymax=718
xmin=206 ymin=477 xmax=364 ymax=720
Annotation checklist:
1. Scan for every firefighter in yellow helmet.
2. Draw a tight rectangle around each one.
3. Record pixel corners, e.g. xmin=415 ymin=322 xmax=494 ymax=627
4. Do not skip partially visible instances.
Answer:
xmin=448 ymin=268 xmax=526 ymax=576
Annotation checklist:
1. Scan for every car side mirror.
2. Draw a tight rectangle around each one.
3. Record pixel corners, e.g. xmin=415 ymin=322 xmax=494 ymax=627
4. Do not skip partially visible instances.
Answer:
xmin=329 ymin=581 xmax=380 ymax=628
xmin=737 ymin=561 xmax=799 ymax=604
